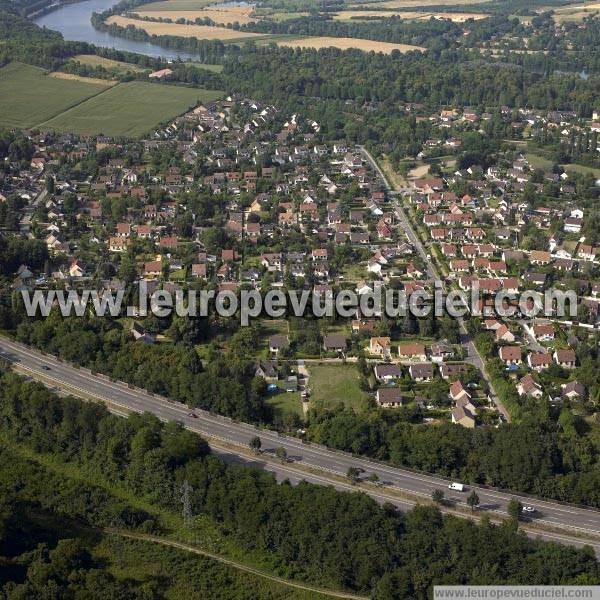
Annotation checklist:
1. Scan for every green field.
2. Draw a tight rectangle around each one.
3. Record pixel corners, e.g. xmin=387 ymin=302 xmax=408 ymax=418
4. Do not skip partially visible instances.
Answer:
xmin=73 ymin=53 xmax=147 ymax=74
xmin=39 ymin=81 xmax=224 ymax=137
xmin=0 ymin=62 xmax=107 ymax=128
xmin=308 ymin=364 xmax=370 ymax=412
xmin=185 ymin=62 xmax=225 ymax=73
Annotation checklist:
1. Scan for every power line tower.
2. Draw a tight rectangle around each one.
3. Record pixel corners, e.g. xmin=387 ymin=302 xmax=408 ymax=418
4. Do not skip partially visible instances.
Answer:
xmin=180 ymin=479 xmax=193 ymax=523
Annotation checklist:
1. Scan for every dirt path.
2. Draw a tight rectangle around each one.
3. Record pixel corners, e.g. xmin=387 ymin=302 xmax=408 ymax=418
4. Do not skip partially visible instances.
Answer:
xmin=106 ymin=529 xmax=370 ymax=600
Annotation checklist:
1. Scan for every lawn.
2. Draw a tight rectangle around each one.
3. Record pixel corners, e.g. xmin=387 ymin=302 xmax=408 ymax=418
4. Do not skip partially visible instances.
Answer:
xmin=265 ymin=390 xmax=305 ymax=420
xmin=0 ymin=62 xmax=108 ymax=129
xmin=308 ymin=364 xmax=370 ymax=412
xmin=39 ymin=81 xmax=224 ymax=138
xmin=527 ymin=152 xmax=600 ymax=178
xmin=563 ymin=163 xmax=600 ymax=178
xmin=526 ymin=152 xmax=554 ymax=170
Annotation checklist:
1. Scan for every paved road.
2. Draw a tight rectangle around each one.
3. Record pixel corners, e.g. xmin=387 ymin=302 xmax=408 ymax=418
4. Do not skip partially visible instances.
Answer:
xmin=1 ymin=336 xmax=600 ymax=554
xmin=358 ymin=146 xmax=510 ymax=422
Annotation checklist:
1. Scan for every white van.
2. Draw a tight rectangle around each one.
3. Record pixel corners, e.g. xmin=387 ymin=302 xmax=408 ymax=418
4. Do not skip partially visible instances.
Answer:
xmin=448 ymin=482 xmax=465 ymax=492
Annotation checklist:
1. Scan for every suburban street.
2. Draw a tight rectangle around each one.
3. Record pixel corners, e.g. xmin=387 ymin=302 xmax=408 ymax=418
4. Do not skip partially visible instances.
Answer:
xmin=358 ymin=146 xmax=511 ymax=422
xmin=1 ymin=335 xmax=599 ymax=555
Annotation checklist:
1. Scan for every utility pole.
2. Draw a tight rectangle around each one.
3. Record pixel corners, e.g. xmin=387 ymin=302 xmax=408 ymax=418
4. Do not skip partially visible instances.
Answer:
xmin=180 ymin=479 xmax=193 ymax=523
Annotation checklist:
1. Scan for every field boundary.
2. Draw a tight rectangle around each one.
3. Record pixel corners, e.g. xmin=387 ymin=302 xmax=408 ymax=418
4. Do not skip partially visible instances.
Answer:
xmin=35 ymin=79 xmax=117 ymax=129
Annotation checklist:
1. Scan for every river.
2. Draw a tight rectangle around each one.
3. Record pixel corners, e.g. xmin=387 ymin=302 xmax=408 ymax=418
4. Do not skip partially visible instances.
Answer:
xmin=34 ymin=0 xmax=207 ymax=61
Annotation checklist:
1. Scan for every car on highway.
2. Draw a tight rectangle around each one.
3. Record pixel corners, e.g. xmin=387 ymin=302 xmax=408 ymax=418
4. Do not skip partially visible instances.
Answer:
xmin=448 ymin=482 xmax=465 ymax=492
xmin=41 ymin=365 xmax=51 ymax=371
xmin=188 ymin=412 xmax=198 ymax=419
xmin=521 ymin=505 xmax=536 ymax=515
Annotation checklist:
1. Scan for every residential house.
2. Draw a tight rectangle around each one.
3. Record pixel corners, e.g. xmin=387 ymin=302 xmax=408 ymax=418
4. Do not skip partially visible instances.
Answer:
xmin=554 ymin=348 xmax=576 ymax=369
xmin=369 ymin=336 xmax=391 ymax=358
xmin=323 ymin=335 xmax=347 ymax=353
xmin=398 ymin=343 xmax=427 ymax=361
xmin=562 ymin=381 xmax=585 ymax=399
xmin=449 ymin=380 xmax=471 ymax=403
xmin=408 ymin=362 xmax=434 ymax=382
xmin=528 ymin=351 xmax=552 ymax=371
xmin=375 ymin=388 xmax=404 ymax=409
xmin=269 ymin=335 xmax=290 ymax=355
xmin=374 ymin=363 xmax=402 ymax=382
xmin=532 ymin=323 xmax=555 ymax=341
xmin=517 ymin=374 xmax=543 ymax=398
xmin=255 ymin=360 xmax=278 ymax=381
xmin=499 ymin=345 xmax=522 ymax=366
xmin=495 ymin=324 xmax=515 ymax=343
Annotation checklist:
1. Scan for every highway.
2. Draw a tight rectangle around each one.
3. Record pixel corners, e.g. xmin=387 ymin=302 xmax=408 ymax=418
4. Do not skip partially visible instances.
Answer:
xmin=357 ymin=146 xmax=510 ymax=422
xmin=1 ymin=335 xmax=600 ymax=555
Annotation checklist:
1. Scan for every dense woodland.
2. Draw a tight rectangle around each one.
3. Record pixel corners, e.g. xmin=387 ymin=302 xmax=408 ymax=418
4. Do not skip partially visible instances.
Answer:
xmin=0 ymin=369 xmax=598 ymax=597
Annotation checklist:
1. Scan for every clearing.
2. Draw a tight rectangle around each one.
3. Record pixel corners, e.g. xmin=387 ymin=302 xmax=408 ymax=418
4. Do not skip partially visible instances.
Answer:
xmin=277 ymin=36 xmax=424 ymax=53
xmin=73 ymin=54 xmax=147 ymax=74
xmin=308 ymin=364 xmax=370 ymax=412
xmin=184 ymin=62 xmax=224 ymax=72
xmin=106 ymin=15 xmax=265 ymax=40
xmin=553 ymin=2 xmax=600 ymax=21
xmin=0 ymin=62 xmax=108 ymax=129
xmin=38 ymin=81 xmax=224 ymax=137
xmin=408 ymin=163 xmax=430 ymax=179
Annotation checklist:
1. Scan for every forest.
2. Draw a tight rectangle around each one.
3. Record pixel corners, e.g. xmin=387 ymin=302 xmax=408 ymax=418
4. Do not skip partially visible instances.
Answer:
xmin=0 ymin=367 xmax=598 ymax=598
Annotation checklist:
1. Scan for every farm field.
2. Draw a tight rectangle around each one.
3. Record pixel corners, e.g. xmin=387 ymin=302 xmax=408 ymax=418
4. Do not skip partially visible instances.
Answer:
xmin=365 ymin=0 xmax=491 ymax=7
xmin=39 ymin=81 xmax=224 ymax=137
xmin=134 ymin=5 xmax=257 ymax=24
xmin=332 ymin=10 xmax=488 ymax=21
xmin=73 ymin=54 xmax=147 ymax=74
xmin=308 ymin=364 xmax=370 ymax=412
xmin=0 ymin=62 xmax=107 ymax=129
xmin=106 ymin=15 xmax=264 ymax=40
xmin=129 ymin=0 xmax=214 ymax=9
xmin=48 ymin=71 xmax=117 ymax=86
xmin=277 ymin=36 xmax=425 ymax=53
xmin=553 ymin=1 xmax=600 ymax=21
xmin=105 ymin=14 xmax=424 ymax=52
